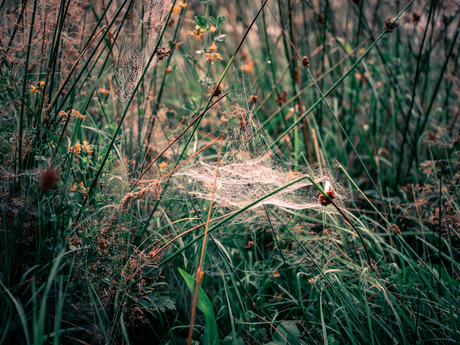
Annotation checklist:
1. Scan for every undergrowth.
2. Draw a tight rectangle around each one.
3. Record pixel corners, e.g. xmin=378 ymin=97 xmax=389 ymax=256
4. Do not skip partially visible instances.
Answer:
xmin=1 ymin=0 xmax=460 ymax=344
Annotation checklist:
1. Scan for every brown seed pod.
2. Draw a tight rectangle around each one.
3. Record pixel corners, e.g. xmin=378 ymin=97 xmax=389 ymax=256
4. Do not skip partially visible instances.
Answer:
xmin=39 ymin=167 xmax=59 ymax=191
xmin=316 ymin=13 xmax=325 ymax=24
xmin=301 ymin=56 xmax=310 ymax=68
xmin=248 ymin=95 xmax=258 ymax=105
xmin=392 ymin=224 xmax=401 ymax=235
xmin=212 ymin=85 xmax=222 ymax=97
xmin=384 ymin=17 xmax=397 ymax=33
xmin=318 ymin=189 xmax=335 ymax=206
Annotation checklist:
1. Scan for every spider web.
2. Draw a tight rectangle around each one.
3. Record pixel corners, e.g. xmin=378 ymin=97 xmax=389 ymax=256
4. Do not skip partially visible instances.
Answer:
xmin=113 ymin=0 xmax=172 ymax=102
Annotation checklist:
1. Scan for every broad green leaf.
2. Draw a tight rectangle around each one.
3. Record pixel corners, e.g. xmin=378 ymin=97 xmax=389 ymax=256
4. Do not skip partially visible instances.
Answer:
xmin=178 ymin=268 xmax=220 ymax=345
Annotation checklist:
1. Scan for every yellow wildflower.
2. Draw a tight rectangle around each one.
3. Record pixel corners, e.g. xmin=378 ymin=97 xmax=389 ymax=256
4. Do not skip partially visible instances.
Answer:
xmin=70 ymin=109 xmax=86 ymax=120
xmin=82 ymin=141 xmax=92 ymax=154
xmin=210 ymin=25 xmax=216 ymax=33
xmin=171 ymin=5 xmax=181 ymax=15
xmin=188 ymin=30 xmax=203 ymax=41
xmin=166 ymin=66 xmax=172 ymax=74
xmin=69 ymin=143 xmax=81 ymax=155
xmin=38 ymin=80 xmax=45 ymax=86
xmin=158 ymin=162 xmax=167 ymax=169
xmin=179 ymin=1 xmax=187 ymax=7
xmin=30 ymin=85 xmax=39 ymax=94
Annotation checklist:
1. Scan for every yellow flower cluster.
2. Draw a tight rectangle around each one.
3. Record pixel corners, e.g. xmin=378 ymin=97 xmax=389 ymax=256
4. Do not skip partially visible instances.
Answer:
xmin=69 ymin=141 xmax=92 ymax=156
xmin=171 ymin=1 xmax=187 ymax=15
xmin=205 ymin=42 xmax=223 ymax=64
xmin=187 ymin=24 xmax=216 ymax=41
xmin=59 ymin=109 xmax=86 ymax=124
xmin=30 ymin=81 xmax=45 ymax=95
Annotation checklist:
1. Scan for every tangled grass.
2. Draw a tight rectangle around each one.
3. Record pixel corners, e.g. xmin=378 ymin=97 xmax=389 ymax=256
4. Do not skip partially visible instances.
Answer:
xmin=1 ymin=0 xmax=460 ymax=344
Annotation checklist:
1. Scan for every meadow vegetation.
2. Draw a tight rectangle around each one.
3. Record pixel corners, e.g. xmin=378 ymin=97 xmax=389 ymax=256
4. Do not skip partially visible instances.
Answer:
xmin=1 ymin=0 xmax=460 ymax=344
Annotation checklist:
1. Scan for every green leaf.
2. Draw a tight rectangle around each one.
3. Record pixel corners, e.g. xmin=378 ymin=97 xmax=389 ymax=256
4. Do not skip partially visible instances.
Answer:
xmin=222 ymin=335 xmax=244 ymax=345
xmin=178 ymin=268 xmax=220 ymax=345
xmin=195 ymin=16 xmax=208 ymax=29
xmin=273 ymin=321 xmax=300 ymax=345
xmin=217 ymin=15 xmax=227 ymax=29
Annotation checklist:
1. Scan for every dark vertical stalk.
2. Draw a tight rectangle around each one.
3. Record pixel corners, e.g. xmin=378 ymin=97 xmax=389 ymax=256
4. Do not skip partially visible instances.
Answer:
xmin=395 ymin=0 xmax=435 ymax=186
xmin=18 ymin=0 xmax=38 ymax=175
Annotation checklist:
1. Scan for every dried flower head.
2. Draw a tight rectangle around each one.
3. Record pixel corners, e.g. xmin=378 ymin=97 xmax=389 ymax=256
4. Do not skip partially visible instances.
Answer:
xmin=318 ymin=189 xmax=335 ymax=206
xmin=98 ymin=237 xmax=107 ymax=249
xmin=384 ymin=17 xmax=397 ymax=33
xmin=156 ymin=47 xmax=171 ymax=62
xmin=411 ymin=12 xmax=421 ymax=24
xmin=39 ymin=167 xmax=59 ymax=191
xmin=275 ymin=91 xmax=287 ymax=106
xmin=248 ymin=95 xmax=258 ymax=105
xmin=316 ymin=13 xmax=326 ymax=24
xmin=212 ymin=85 xmax=222 ymax=97
xmin=302 ymin=56 xmax=310 ymax=68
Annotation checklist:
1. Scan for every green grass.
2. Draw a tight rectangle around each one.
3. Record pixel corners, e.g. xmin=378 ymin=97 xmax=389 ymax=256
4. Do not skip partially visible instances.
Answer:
xmin=1 ymin=0 xmax=460 ymax=344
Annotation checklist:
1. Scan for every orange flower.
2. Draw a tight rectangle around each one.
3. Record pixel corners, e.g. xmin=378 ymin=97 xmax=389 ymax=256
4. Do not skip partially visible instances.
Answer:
xmin=158 ymin=162 xmax=167 ymax=169
xmin=166 ymin=66 xmax=172 ymax=74
xmin=69 ymin=182 xmax=86 ymax=195
xmin=69 ymin=143 xmax=81 ymax=155
xmin=187 ymin=30 xmax=203 ymax=41
xmin=240 ymin=60 xmax=254 ymax=72
xmin=98 ymin=87 xmax=109 ymax=96
xmin=209 ymin=41 xmax=217 ymax=52
xmin=82 ymin=141 xmax=92 ymax=154
xmin=70 ymin=109 xmax=85 ymax=119
xmin=205 ymin=52 xmax=223 ymax=64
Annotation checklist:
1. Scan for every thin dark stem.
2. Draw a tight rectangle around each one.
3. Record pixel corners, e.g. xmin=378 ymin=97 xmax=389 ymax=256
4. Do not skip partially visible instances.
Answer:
xmin=396 ymin=0 xmax=436 ymax=186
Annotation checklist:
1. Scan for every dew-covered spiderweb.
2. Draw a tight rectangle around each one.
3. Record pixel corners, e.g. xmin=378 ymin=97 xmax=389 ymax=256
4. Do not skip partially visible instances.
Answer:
xmin=159 ymin=84 xmax=350 ymax=276
xmin=113 ymin=0 xmax=172 ymax=102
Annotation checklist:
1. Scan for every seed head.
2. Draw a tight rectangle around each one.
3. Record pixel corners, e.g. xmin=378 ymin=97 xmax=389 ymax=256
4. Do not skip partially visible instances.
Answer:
xmin=248 ymin=95 xmax=258 ymax=105
xmin=301 ymin=56 xmax=310 ymax=68
xmin=316 ymin=13 xmax=326 ymax=24
xmin=318 ymin=189 xmax=335 ymax=206
xmin=156 ymin=47 xmax=171 ymax=62
xmin=212 ymin=85 xmax=222 ymax=97
xmin=411 ymin=12 xmax=421 ymax=24
xmin=39 ymin=167 xmax=59 ymax=191
xmin=384 ymin=17 xmax=397 ymax=33
xmin=275 ymin=91 xmax=287 ymax=106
